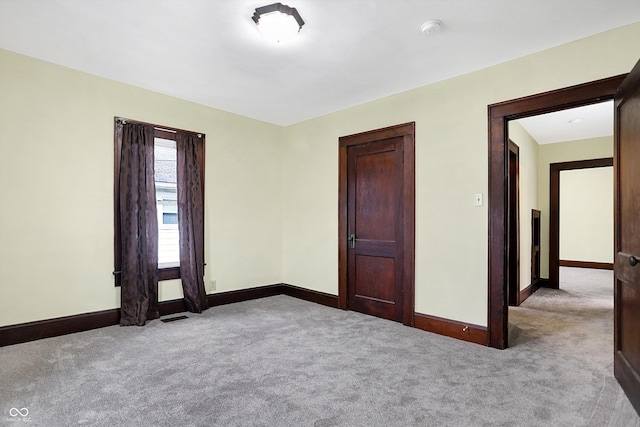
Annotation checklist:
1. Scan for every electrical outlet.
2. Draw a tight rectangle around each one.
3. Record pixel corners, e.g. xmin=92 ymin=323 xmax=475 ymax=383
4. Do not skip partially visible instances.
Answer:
xmin=474 ymin=193 xmax=483 ymax=206
xmin=208 ymin=279 xmax=216 ymax=292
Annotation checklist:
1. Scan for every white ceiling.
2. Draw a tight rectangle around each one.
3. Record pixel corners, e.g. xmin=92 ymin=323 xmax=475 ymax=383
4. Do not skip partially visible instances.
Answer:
xmin=517 ymin=101 xmax=614 ymax=145
xmin=0 ymin=1 xmax=639 ymax=128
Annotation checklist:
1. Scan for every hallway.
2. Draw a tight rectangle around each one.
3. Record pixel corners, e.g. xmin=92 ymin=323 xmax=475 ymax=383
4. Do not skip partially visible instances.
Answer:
xmin=509 ymin=267 xmax=639 ymax=425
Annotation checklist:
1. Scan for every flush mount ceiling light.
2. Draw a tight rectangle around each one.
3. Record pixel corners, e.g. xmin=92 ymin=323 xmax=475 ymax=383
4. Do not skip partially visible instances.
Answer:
xmin=421 ymin=19 xmax=443 ymax=35
xmin=252 ymin=3 xmax=305 ymax=44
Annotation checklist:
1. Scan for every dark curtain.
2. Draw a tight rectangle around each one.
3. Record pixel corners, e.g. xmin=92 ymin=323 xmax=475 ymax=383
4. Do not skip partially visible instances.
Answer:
xmin=176 ymin=133 xmax=209 ymax=313
xmin=118 ymin=122 xmax=159 ymax=326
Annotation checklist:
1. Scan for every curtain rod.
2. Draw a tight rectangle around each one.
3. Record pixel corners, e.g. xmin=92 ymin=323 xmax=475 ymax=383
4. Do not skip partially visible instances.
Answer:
xmin=115 ymin=117 xmax=203 ymax=138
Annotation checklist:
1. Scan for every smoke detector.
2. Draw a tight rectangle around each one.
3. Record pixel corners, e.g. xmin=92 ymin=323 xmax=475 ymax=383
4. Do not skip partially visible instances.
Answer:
xmin=421 ymin=20 xmax=443 ymax=35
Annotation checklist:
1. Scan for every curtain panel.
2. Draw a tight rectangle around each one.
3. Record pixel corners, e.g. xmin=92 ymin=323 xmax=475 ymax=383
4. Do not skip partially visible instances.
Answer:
xmin=118 ymin=122 xmax=160 ymax=326
xmin=176 ymin=133 xmax=209 ymax=313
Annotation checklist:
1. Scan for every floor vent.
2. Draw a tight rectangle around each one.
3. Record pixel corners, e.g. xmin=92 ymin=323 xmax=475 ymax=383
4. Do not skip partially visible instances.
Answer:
xmin=161 ymin=315 xmax=189 ymax=323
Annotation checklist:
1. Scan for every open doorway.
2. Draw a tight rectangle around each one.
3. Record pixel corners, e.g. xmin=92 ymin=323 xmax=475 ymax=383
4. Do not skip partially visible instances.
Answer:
xmin=487 ymin=74 xmax=625 ymax=350
xmin=515 ymin=100 xmax=615 ymax=290
xmin=550 ymin=158 xmax=614 ymax=288
xmin=506 ymin=107 xmax=614 ymax=347
xmin=490 ymin=63 xmax=640 ymax=414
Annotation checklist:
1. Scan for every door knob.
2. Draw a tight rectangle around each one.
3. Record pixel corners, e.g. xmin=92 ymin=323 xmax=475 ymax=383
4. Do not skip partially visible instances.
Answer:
xmin=348 ymin=234 xmax=356 ymax=249
xmin=630 ymin=255 xmax=639 ymax=267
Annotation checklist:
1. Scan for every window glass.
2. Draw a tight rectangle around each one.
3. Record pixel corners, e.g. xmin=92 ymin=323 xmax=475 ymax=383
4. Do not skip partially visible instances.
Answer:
xmin=154 ymin=138 xmax=179 ymax=267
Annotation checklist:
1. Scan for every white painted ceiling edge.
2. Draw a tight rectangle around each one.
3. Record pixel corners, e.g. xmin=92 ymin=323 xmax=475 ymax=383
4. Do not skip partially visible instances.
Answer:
xmin=0 ymin=0 xmax=637 ymax=139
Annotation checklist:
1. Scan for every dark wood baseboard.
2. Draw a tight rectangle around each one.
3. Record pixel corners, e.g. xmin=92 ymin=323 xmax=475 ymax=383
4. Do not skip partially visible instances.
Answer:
xmin=3 ymin=284 xmax=492 ymax=349
xmin=559 ymin=260 xmax=614 ymax=270
xmin=283 ymin=284 xmax=340 ymax=308
xmin=1 ymin=287 xmax=492 ymax=349
xmin=207 ymin=284 xmax=286 ymax=307
xmin=0 ymin=308 xmax=121 ymax=348
xmin=539 ymin=278 xmax=550 ymax=288
xmin=204 ymin=284 xmax=340 ymax=308
xmin=0 ymin=284 xmax=339 ymax=347
xmin=519 ymin=279 xmax=542 ymax=304
xmin=413 ymin=312 xmax=488 ymax=346
xmin=159 ymin=299 xmax=189 ymax=316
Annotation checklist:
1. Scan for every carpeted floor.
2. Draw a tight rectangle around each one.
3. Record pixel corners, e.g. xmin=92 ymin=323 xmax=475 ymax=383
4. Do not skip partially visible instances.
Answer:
xmin=1 ymin=267 xmax=638 ymax=426
xmin=508 ymin=267 xmax=638 ymax=426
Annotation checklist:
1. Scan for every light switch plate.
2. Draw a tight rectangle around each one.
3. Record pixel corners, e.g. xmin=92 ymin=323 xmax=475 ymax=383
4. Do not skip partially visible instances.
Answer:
xmin=474 ymin=193 xmax=483 ymax=206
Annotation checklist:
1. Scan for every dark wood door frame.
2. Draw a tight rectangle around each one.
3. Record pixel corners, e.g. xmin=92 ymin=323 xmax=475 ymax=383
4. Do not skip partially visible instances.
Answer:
xmin=530 ymin=209 xmax=541 ymax=291
xmin=549 ymin=158 xmax=614 ymax=289
xmin=487 ymin=74 xmax=626 ymax=349
xmin=338 ymin=122 xmax=416 ymax=326
xmin=508 ymin=140 xmax=520 ymax=306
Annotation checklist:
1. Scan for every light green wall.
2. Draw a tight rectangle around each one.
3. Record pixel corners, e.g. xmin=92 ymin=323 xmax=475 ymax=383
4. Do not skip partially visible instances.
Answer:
xmin=560 ymin=167 xmax=614 ymax=263
xmin=537 ymin=136 xmax=614 ymax=277
xmin=282 ymin=23 xmax=639 ymax=326
xmin=0 ymin=49 xmax=284 ymax=326
xmin=508 ymin=122 xmax=539 ymax=291
xmin=1 ymin=23 xmax=638 ymax=328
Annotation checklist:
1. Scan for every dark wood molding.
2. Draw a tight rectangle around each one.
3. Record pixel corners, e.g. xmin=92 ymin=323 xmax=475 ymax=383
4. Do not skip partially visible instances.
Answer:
xmin=205 ymin=283 xmax=340 ymax=308
xmin=283 ymin=284 xmax=340 ymax=308
xmin=539 ymin=278 xmax=550 ymax=288
xmin=0 ymin=284 xmax=339 ymax=347
xmin=2 ymin=281 xmax=498 ymax=350
xmin=2 ymin=282 xmax=496 ymax=349
xmin=158 ymin=298 xmax=189 ymax=316
xmin=530 ymin=209 xmax=541 ymax=290
xmin=338 ymin=122 xmax=416 ymax=327
xmin=559 ymin=260 xmax=614 ymax=270
xmin=207 ymin=284 xmax=286 ymax=307
xmin=487 ymin=74 xmax=625 ymax=350
xmin=158 ymin=266 xmax=181 ymax=281
xmin=113 ymin=119 xmax=123 ymax=285
xmin=549 ymin=158 xmax=614 ymax=288
xmin=414 ymin=312 xmax=488 ymax=346
xmin=508 ymin=140 xmax=520 ymax=307
xmin=0 ymin=308 xmax=120 ymax=347
xmin=519 ymin=284 xmax=533 ymax=303
xmin=519 ymin=280 xmax=541 ymax=304
xmin=338 ymin=139 xmax=348 ymax=311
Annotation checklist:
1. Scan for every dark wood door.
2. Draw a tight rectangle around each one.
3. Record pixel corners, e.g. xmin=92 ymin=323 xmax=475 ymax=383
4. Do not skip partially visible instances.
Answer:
xmin=613 ymin=58 xmax=640 ymax=416
xmin=338 ymin=122 xmax=415 ymax=326
xmin=347 ymin=138 xmax=404 ymax=321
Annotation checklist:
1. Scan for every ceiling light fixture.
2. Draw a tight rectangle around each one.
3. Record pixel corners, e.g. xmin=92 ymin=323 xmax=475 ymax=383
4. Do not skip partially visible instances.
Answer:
xmin=252 ymin=3 xmax=305 ymax=44
xmin=421 ymin=19 xmax=443 ymax=35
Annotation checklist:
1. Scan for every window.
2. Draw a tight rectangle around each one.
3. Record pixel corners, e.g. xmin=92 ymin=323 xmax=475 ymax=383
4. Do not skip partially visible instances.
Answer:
xmin=114 ymin=119 xmax=205 ymax=284
xmin=154 ymin=138 xmax=180 ymax=267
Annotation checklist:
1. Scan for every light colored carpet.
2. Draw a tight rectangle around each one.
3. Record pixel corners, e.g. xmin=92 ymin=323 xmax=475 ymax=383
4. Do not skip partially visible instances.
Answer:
xmin=1 ymin=267 xmax=638 ymax=426
xmin=507 ymin=267 xmax=638 ymax=426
